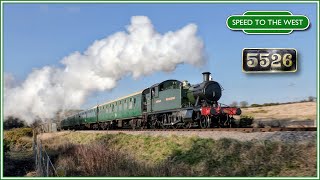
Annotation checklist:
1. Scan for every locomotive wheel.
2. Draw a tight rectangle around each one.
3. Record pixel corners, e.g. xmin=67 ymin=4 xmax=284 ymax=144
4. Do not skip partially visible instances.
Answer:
xmin=149 ymin=121 xmax=156 ymax=129
xmin=100 ymin=123 xmax=108 ymax=130
xmin=183 ymin=122 xmax=192 ymax=129
xmin=173 ymin=124 xmax=181 ymax=129
xmin=157 ymin=120 xmax=164 ymax=129
xmin=131 ymin=122 xmax=136 ymax=130
xmin=199 ymin=117 xmax=208 ymax=128
xmin=136 ymin=119 xmax=142 ymax=129
xmin=92 ymin=123 xmax=99 ymax=130
xmin=100 ymin=123 xmax=105 ymax=130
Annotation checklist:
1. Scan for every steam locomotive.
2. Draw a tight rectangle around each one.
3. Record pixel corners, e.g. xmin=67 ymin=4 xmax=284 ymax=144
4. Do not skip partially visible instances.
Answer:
xmin=61 ymin=72 xmax=241 ymax=130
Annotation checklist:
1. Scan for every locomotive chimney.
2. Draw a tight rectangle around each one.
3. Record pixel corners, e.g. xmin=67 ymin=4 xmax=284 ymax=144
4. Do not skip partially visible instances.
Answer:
xmin=202 ymin=72 xmax=211 ymax=82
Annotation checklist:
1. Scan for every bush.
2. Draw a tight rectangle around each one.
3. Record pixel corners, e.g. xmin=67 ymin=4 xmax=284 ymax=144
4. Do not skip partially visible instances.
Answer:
xmin=239 ymin=115 xmax=254 ymax=127
xmin=250 ymin=103 xmax=281 ymax=107
xmin=4 ymin=128 xmax=33 ymax=151
xmin=308 ymin=96 xmax=316 ymax=102
xmin=55 ymin=143 xmax=173 ymax=176
xmin=250 ymin=104 xmax=261 ymax=107
xmin=49 ymin=134 xmax=316 ymax=177
xmin=262 ymin=103 xmax=280 ymax=106
xmin=4 ymin=116 xmax=27 ymax=130
xmin=3 ymin=139 xmax=10 ymax=153
xmin=252 ymin=121 xmax=265 ymax=128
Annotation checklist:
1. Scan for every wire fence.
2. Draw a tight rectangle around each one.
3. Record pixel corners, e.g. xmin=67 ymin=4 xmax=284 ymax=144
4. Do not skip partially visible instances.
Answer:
xmin=33 ymin=129 xmax=60 ymax=177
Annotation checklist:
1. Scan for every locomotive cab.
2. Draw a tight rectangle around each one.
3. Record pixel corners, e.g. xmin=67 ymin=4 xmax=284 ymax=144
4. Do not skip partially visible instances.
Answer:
xmin=142 ymin=80 xmax=183 ymax=113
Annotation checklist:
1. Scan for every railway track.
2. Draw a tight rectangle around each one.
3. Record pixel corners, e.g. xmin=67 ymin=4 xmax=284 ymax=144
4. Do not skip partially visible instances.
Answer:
xmin=100 ymin=127 xmax=317 ymax=133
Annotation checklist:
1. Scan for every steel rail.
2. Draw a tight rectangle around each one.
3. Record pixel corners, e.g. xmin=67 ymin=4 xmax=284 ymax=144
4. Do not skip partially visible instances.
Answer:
xmin=96 ymin=127 xmax=317 ymax=133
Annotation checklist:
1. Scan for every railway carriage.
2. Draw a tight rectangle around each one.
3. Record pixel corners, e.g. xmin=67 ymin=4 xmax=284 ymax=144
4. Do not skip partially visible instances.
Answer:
xmin=95 ymin=92 xmax=143 ymax=129
xmin=61 ymin=72 xmax=241 ymax=130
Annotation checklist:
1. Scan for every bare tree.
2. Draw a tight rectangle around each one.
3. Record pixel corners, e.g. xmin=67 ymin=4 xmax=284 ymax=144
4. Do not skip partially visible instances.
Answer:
xmin=230 ymin=101 xmax=238 ymax=107
xmin=308 ymin=96 xmax=316 ymax=102
xmin=240 ymin=101 xmax=248 ymax=108
xmin=30 ymin=119 xmax=43 ymax=128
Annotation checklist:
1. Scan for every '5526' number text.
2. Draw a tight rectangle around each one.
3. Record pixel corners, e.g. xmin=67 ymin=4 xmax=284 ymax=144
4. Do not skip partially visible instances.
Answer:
xmin=242 ymin=48 xmax=297 ymax=73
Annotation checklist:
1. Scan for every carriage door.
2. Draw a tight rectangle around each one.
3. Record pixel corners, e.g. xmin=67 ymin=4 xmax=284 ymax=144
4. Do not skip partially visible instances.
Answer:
xmin=142 ymin=93 xmax=147 ymax=112
xmin=96 ymin=106 xmax=99 ymax=123
xmin=142 ymin=88 xmax=151 ymax=113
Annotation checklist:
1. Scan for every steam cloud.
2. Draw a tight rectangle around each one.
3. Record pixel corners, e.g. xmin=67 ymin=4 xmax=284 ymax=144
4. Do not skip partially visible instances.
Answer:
xmin=4 ymin=16 xmax=206 ymax=123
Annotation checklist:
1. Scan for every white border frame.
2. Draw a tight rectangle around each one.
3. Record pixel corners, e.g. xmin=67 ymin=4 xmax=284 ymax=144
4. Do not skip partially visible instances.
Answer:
xmin=0 ymin=1 xmax=318 ymax=179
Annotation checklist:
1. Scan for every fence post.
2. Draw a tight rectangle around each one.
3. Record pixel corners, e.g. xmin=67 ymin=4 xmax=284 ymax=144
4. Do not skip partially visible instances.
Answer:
xmin=33 ymin=126 xmax=59 ymax=177
xmin=33 ymin=129 xmax=37 ymax=171
xmin=47 ymin=156 xmax=49 ymax=176
xmin=40 ymin=140 xmax=43 ymax=176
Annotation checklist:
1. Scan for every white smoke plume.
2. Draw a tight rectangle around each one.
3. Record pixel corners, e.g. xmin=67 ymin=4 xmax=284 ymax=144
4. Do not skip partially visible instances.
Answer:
xmin=4 ymin=16 xmax=206 ymax=123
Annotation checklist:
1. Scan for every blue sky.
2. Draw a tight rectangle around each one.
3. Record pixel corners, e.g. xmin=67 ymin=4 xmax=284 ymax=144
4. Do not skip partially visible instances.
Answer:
xmin=3 ymin=3 xmax=318 ymax=109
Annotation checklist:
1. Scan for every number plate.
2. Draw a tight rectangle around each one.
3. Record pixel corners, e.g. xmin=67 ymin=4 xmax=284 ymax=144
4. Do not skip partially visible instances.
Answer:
xmin=242 ymin=48 xmax=297 ymax=73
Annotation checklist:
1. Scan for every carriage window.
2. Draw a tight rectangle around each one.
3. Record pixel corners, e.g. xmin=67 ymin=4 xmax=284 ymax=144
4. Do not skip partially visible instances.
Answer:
xmin=119 ymin=101 xmax=122 ymax=111
xmin=133 ymin=98 xmax=136 ymax=107
xmin=124 ymin=100 xmax=127 ymax=109
xmin=129 ymin=99 xmax=133 ymax=109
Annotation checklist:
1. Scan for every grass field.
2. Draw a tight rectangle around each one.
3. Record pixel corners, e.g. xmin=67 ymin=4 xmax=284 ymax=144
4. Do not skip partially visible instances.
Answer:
xmin=242 ymin=102 xmax=316 ymax=121
xmin=3 ymin=128 xmax=317 ymax=177
xmin=3 ymin=102 xmax=317 ymax=177
xmin=241 ymin=102 xmax=316 ymax=127
xmin=38 ymin=131 xmax=316 ymax=177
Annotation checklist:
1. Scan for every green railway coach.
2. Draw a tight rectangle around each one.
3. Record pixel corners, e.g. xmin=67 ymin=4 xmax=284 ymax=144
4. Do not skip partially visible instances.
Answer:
xmin=61 ymin=91 xmax=143 ymax=130
xmin=97 ymin=91 xmax=143 ymax=125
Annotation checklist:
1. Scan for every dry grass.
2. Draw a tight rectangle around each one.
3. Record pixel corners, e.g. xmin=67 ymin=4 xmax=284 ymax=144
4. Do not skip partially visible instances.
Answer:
xmin=242 ymin=102 xmax=316 ymax=121
xmin=4 ymin=128 xmax=33 ymax=151
xmin=41 ymin=133 xmax=317 ymax=177
xmin=55 ymin=143 xmax=179 ymax=176
xmin=4 ymin=126 xmax=316 ymax=177
xmin=241 ymin=102 xmax=316 ymax=127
